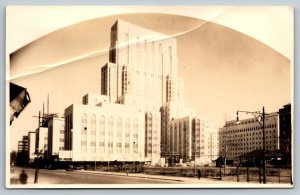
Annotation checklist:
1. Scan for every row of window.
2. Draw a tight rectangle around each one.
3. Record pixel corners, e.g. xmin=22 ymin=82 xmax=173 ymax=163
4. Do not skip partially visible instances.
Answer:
xmin=80 ymin=114 xmax=139 ymax=127
xmin=223 ymin=124 xmax=277 ymax=134
xmin=82 ymin=141 xmax=138 ymax=147
xmin=223 ymin=129 xmax=277 ymax=138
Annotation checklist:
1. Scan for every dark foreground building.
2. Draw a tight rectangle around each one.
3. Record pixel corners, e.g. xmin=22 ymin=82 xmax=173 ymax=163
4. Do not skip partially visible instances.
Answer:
xmin=278 ymin=104 xmax=291 ymax=167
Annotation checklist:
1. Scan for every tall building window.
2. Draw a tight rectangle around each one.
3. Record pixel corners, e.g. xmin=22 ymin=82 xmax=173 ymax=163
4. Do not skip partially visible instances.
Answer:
xmin=179 ymin=122 xmax=183 ymax=156
xmin=146 ymin=114 xmax=153 ymax=155
xmin=170 ymin=124 xmax=173 ymax=153
xmin=70 ymin=113 xmax=73 ymax=130
xmin=125 ymin=118 xmax=130 ymax=154
xmin=117 ymin=117 xmax=122 ymax=153
xmin=90 ymin=114 xmax=96 ymax=153
xmin=108 ymin=116 xmax=113 ymax=153
xmin=196 ymin=119 xmax=201 ymax=158
xmin=174 ymin=124 xmax=178 ymax=154
xmin=133 ymin=119 xmax=138 ymax=154
xmin=81 ymin=113 xmax=87 ymax=152
xmin=183 ymin=122 xmax=187 ymax=159
xmin=159 ymin=43 xmax=163 ymax=74
xmin=99 ymin=115 xmax=105 ymax=153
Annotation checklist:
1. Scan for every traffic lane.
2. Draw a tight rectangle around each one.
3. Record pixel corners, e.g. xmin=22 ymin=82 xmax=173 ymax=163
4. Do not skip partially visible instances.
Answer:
xmin=13 ymin=168 xmax=182 ymax=184
xmin=48 ymin=170 xmax=183 ymax=184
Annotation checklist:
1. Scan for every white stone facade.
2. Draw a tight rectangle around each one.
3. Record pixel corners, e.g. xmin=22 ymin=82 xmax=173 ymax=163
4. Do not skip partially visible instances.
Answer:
xmin=64 ymin=94 xmax=148 ymax=162
xmin=47 ymin=117 xmax=65 ymax=156
xmin=168 ymin=116 xmax=219 ymax=165
xmin=101 ymin=19 xmax=183 ymax=110
xmin=28 ymin=131 xmax=36 ymax=163
xmin=202 ymin=124 xmax=219 ymax=165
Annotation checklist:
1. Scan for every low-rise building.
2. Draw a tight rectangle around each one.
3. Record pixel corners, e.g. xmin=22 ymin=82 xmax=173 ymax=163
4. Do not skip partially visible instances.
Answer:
xmin=203 ymin=124 xmax=219 ymax=165
xmin=47 ymin=116 xmax=65 ymax=157
xmin=36 ymin=127 xmax=48 ymax=155
xmin=219 ymin=112 xmax=279 ymax=161
xmin=168 ymin=117 xmax=219 ymax=165
xmin=62 ymin=93 xmax=162 ymax=164
xmin=28 ymin=131 xmax=36 ymax=163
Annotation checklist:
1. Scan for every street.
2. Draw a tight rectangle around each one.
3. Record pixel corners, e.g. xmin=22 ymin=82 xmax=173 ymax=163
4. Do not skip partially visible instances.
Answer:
xmin=10 ymin=167 xmax=183 ymax=184
xmin=9 ymin=166 xmax=293 ymax=188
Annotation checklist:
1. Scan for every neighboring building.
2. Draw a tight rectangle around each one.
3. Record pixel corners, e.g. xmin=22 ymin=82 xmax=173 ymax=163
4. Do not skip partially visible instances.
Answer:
xmin=219 ymin=112 xmax=279 ymax=161
xmin=144 ymin=111 xmax=161 ymax=163
xmin=203 ymin=124 xmax=219 ymax=165
xmin=47 ymin=116 xmax=65 ymax=157
xmin=28 ymin=131 xmax=36 ymax=163
xmin=63 ymin=93 xmax=149 ymax=163
xmin=16 ymin=135 xmax=29 ymax=166
xmin=278 ymin=104 xmax=291 ymax=164
xmin=168 ymin=116 xmax=203 ymax=163
xmin=36 ymin=127 xmax=48 ymax=155
xmin=160 ymin=101 xmax=196 ymax=158
xmin=168 ymin=117 xmax=219 ymax=165
xmin=18 ymin=135 xmax=29 ymax=154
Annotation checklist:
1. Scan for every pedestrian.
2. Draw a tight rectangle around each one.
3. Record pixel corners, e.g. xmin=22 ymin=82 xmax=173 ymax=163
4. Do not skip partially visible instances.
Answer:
xmin=126 ymin=169 xmax=129 ymax=176
xmin=19 ymin=170 xmax=28 ymax=184
xmin=197 ymin=169 xmax=202 ymax=180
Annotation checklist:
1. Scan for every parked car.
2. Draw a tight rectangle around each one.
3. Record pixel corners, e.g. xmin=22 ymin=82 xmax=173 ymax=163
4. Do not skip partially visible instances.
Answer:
xmin=74 ymin=165 xmax=84 ymax=170
xmin=65 ymin=165 xmax=74 ymax=171
xmin=84 ymin=165 xmax=91 ymax=170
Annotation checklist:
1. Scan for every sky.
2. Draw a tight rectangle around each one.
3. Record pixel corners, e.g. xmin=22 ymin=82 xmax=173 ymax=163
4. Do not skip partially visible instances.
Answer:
xmin=6 ymin=6 xmax=293 ymax=58
xmin=6 ymin=6 xmax=293 ymax=151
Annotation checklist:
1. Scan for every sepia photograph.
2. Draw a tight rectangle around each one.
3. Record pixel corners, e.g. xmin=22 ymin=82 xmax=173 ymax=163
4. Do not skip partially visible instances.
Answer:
xmin=6 ymin=6 xmax=293 ymax=188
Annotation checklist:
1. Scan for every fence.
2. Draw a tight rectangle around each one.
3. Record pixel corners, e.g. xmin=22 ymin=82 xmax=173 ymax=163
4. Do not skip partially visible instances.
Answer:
xmin=142 ymin=166 xmax=292 ymax=184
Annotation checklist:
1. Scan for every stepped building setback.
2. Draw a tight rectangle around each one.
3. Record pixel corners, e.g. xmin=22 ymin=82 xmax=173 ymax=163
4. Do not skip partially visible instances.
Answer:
xmin=61 ymin=19 xmax=218 ymax=165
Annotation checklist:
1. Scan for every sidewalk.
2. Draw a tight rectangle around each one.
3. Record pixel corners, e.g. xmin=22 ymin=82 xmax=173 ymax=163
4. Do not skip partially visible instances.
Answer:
xmin=77 ymin=169 xmax=292 ymax=186
xmin=78 ymin=169 xmax=247 ymax=184
xmin=9 ymin=167 xmax=60 ymax=185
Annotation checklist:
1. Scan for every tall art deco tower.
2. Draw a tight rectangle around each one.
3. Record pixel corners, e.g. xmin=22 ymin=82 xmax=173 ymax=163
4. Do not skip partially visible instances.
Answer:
xmin=101 ymin=19 xmax=184 ymax=110
xmin=100 ymin=20 xmax=205 ymax=163
xmin=65 ymin=19 xmax=214 ymax=165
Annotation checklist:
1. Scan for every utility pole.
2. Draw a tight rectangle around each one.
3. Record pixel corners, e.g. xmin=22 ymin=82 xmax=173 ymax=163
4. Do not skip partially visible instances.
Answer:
xmin=219 ymin=155 xmax=222 ymax=180
xmin=224 ymin=113 xmax=227 ymax=178
xmin=236 ymin=107 xmax=267 ymax=184
xmin=262 ymin=107 xmax=266 ymax=184
xmin=34 ymin=111 xmax=41 ymax=184
xmin=47 ymin=93 xmax=49 ymax=115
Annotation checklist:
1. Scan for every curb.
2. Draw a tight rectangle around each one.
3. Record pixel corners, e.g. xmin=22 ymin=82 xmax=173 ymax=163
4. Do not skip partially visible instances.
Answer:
xmin=78 ymin=170 xmax=184 ymax=182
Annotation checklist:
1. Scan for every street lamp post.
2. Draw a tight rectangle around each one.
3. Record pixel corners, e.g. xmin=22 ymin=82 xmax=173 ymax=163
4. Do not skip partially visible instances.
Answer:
xmin=34 ymin=148 xmax=39 ymax=184
xmin=224 ymin=140 xmax=227 ymax=178
xmin=236 ymin=106 xmax=266 ymax=184
xmin=34 ymin=144 xmax=46 ymax=184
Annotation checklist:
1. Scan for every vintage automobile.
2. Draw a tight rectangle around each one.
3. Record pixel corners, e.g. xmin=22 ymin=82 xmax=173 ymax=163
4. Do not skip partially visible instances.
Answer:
xmin=65 ymin=165 xmax=74 ymax=171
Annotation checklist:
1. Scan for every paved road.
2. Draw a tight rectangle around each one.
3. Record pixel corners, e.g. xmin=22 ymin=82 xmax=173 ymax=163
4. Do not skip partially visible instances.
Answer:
xmin=11 ymin=167 xmax=182 ymax=184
